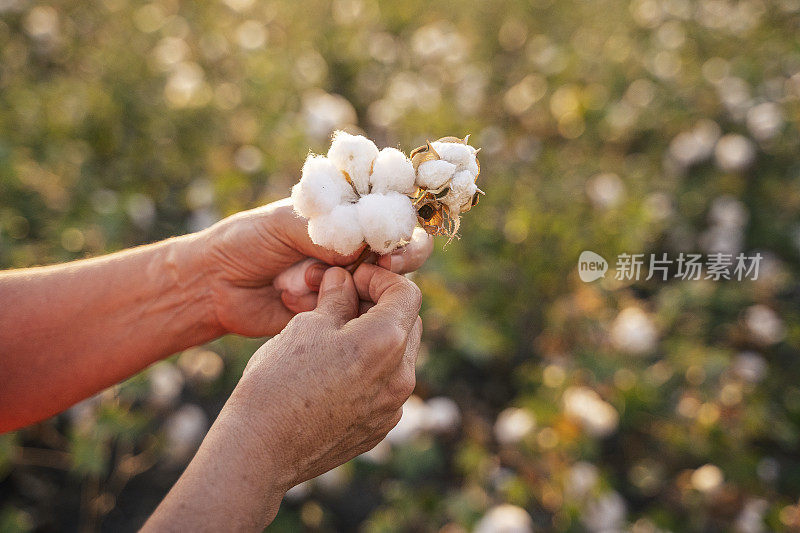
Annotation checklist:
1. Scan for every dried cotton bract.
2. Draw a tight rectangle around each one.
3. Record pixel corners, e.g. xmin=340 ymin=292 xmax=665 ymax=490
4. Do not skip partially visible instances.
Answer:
xmin=291 ymin=130 xmax=482 ymax=256
xmin=411 ymin=136 xmax=483 ymax=240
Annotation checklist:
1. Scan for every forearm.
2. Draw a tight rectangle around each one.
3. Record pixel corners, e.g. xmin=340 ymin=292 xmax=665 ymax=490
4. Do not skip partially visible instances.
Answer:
xmin=142 ymin=389 xmax=289 ymax=532
xmin=0 ymin=233 xmax=225 ymax=432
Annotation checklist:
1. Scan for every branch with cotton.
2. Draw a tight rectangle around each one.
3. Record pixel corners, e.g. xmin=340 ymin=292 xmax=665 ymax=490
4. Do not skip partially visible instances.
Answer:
xmin=275 ymin=130 xmax=483 ymax=298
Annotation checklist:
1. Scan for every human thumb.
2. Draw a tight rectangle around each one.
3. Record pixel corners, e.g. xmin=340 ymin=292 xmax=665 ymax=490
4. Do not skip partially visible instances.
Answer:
xmin=314 ymin=267 xmax=358 ymax=327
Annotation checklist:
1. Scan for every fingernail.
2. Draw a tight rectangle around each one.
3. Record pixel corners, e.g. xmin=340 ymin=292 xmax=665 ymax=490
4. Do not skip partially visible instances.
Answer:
xmin=389 ymin=253 xmax=405 ymax=273
xmin=306 ymin=263 xmax=327 ymax=289
xmin=321 ymin=267 xmax=347 ymax=291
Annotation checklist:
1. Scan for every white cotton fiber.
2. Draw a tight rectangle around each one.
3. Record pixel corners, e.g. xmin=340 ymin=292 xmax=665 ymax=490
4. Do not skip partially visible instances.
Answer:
xmin=327 ymin=131 xmax=379 ymax=196
xmin=443 ymin=170 xmax=478 ymax=212
xmin=356 ymin=192 xmax=417 ymax=254
xmin=292 ymin=155 xmax=358 ymax=219
xmin=416 ymin=159 xmax=457 ymax=190
xmin=308 ymin=203 xmax=365 ymax=255
xmin=369 ymin=147 xmax=416 ymax=195
xmin=431 ymin=141 xmax=477 ymax=172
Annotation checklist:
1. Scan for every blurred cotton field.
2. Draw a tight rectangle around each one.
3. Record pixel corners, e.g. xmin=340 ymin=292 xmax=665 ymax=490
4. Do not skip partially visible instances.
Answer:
xmin=2 ymin=0 xmax=800 ymax=531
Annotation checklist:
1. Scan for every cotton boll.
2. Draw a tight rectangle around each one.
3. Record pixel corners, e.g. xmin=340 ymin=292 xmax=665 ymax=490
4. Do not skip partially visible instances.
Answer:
xmin=308 ymin=203 xmax=364 ymax=255
xmin=292 ymin=155 xmax=357 ymax=219
xmin=327 ymin=130 xmax=379 ymax=195
xmin=356 ymin=192 xmax=417 ymax=254
xmin=466 ymin=155 xmax=480 ymax=176
xmin=416 ymin=159 xmax=456 ymax=190
xmin=442 ymin=170 xmax=478 ymax=212
xmin=431 ymin=141 xmax=476 ymax=171
xmin=369 ymin=147 xmax=416 ymax=194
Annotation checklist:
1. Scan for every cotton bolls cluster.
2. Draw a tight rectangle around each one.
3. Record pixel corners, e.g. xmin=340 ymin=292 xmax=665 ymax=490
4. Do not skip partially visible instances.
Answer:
xmin=290 ymin=130 xmax=482 ymax=256
xmin=411 ymin=135 xmax=483 ymax=239
xmin=292 ymin=131 xmax=418 ymax=254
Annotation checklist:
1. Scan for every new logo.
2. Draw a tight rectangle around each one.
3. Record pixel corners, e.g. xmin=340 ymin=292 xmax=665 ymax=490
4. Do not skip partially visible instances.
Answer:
xmin=578 ymin=251 xmax=608 ymax=282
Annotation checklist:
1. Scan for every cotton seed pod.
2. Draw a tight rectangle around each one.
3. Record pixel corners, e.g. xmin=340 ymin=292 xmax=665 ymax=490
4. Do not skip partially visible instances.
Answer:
xmin=417 ymin=159 xmax=457 ymax=190
xmin=369 ymin=147 xmax=416 ymax=195
xmin=410 ymin=141 xmax=441 ymax=172
xmin=308 ymin=203 xmax=365 ymax=255
xmin=442 ymin=170 xmax=479 ymax=213
xmin=410 ymin=134 xmax=483 ymax=241
xmin=356 ymin=192 xmax=417 ymax=254
xmin=327 ymin=131 xmax=379 ymax=196
xmin=292 ymin=155 xmax=358 ymax=219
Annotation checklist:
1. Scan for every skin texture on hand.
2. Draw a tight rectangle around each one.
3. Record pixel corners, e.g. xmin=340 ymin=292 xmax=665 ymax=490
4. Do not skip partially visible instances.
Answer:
xmin=0 ymin=196 xmax=431 ymax=433
xmin=200 ymin=199 xmax=433 ymax=337
xmin=144 ymin=264 xmax=423 ymax=531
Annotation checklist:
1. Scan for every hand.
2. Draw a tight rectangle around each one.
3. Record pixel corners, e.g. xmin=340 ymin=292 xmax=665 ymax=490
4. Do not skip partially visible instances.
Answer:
xmin=197 ymin=198 xmax=433 ymax=336
xmin=144 ymin=264 xmax=423 ymax=530
xmin=232 ymin=264 xmax=422 ymax=486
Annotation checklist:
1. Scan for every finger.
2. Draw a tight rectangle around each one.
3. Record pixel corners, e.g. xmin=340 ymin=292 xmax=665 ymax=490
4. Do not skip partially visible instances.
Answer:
xmin=304 ymin=261 xmax=328 ymax=291
xmin=273 ymin=258 xmax=324 ymax=296
xmin=281 ymin=291 xmax=319 ymax=314
xmin=358 ymin=300 xmax=375 ymax=316
xmin=377 ymin=227 xmax=434 ymax=274
xmin=313 ymin=267 xmax=358 ymax=327
xmin=347 ymin=264 xmax=422 ymax=335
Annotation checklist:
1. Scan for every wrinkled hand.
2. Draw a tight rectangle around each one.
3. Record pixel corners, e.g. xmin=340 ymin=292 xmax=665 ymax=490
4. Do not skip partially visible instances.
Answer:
xmin=143 ymin=264 xmax=422 ymax=531
xmin=198 ymin=198 xmax=432 ymax=336
xmin=228 ymin=264 xmax=422 ymax=490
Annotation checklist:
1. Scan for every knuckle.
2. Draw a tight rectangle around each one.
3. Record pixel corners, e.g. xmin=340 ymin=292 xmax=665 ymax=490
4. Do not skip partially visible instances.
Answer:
xmin=400 ymin=373 xmax=416 ymax=398
xmin=387 ymin=408 xmax=403 ymax=430
xmin=387 ymin=373 xmax=416 ymax=404
xmin=402 ymin=279 xmax=423 ymax=311
xmin=385 ymin=325 xmax=408 ymax=353
xmin=287 ymin=311 xmax=320 ymax=331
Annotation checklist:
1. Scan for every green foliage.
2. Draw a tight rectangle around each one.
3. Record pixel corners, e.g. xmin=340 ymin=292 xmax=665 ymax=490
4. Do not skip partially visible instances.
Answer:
xmin=2 ymin=0 xmax=800 ymax=530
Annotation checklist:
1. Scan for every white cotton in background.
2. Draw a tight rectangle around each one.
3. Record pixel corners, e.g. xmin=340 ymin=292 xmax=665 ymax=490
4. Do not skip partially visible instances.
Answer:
xmin=164 ymin=404 xmax=208 ymax=462
xmin=386 ymin=395 xmax=427 ymax=445
xmin=442 ymin=170 xmax=478 ymax=212
xmin=148 ymin=362 xmax=185 ymax=407
xmin=273 ymin=257 xmax=322 ymax=296
xmin=474 ymin=504 xmax=534 ymax=533
xmin=308 ymin=203 xmax=364 ymax=255
xmin=356 ymin=192 xmax=416 ymax=254
xmin=369 ymin=147 xmax=416 ymax=194
xmin=563 ymin=386 xmax=619 ymax=438
xmin=424 ymin=396 xmax=461 ymax=434
xmin=581 ymin=492 xmax=627 ymax=532
xmin=284 ymin=480 xmax=312 ymax=502
xmin=735 ymin=499 xmax=768 ymax=533
xmin=431 ymin=141 xmax=476 ymax=172
xmin=732 ymin=351 xmax=768 ymax=383
xmin=714 ymin=134 xmax=756 ymax=172
xmin=327 ymin=130 xmax=379 ymax=195
xmin=178 ymin=348 xmax=224 ymax=383
xmin=315 ymin=465 xmax=349 ymax=494
xmin=565 ymin=462 xmax=600 ymax=500
xmin=744 ymin=304 xmax=785 ymax=345
xmin=292 ymin=155 xmax=357 ymax=219
xmin=690 ymin=464 xmax=724 ymax=493
xmin=610 ymin=307 xmax=658 ymax=355
xmin=494 ymin=407 xmax=536 ymax=445
xmin=416 ymin=159 xmax=456 ymax=190
xmin=358 ymin=439 xmax=392 ymax=464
